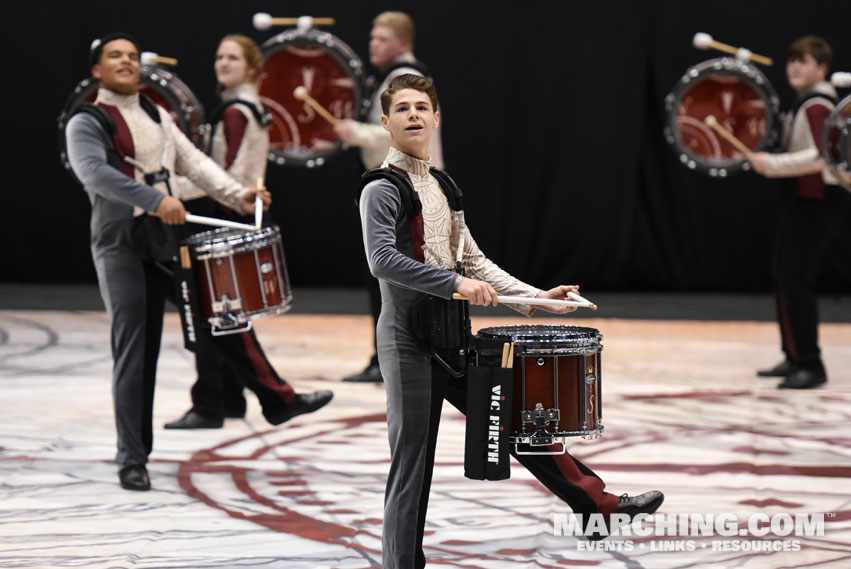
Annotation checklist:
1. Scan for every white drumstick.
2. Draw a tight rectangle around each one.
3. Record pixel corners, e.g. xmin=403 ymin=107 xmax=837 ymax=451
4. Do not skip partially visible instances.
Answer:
xmin=255 ymin=177 xmax=264 ymax=229
xmin=832 ymin=72 xmax=851 ymax=88
xmin=452 ymin=293 xmax=590 ymax=309
xmin=141 ymin=51 xmax=178 ymax=66
xmin=186 ymin=214 xmax=257 ymax=231
xmin=566 ymin=291 xmax=598 ymax=311
xmin=704 ymin=115 xmax=753 ymax=156
xmin=253 ymin=12 xmax=336 ymax=30
xmin=293 ymin=86 xmax=338 ymax=125
xmin=692 ymin=32 xmax=773 ymax=66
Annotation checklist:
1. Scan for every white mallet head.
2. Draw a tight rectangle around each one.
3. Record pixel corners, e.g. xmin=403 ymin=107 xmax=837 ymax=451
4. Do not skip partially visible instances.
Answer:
xmin=832 ymin=72 xmax=851 ymax=88
xmin=297 ymin=15 xmax=313 ymax=30
xmin=704 ymin=114 xmax=718 ymax=127
xmin=140 ymin=51 xmax=158 ymax=66
xmin=693 ymin=32 xmax=713 ymax=50
xmin=293 ymin=86 xmax=308 ymax=100
xmin=253 ymin=12 xmax=272 ymax=31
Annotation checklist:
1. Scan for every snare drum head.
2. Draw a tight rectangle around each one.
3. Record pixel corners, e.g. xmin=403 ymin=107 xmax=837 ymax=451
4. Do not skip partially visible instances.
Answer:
xmin=259 ymin=28 xmax=364 ymax=168
xmin=183 ymin=224 xmax=282 ymax=256
xmin=477 ymin=324 xmax=602 ymax=352
xmin=822 ymin=93 xmax=851 ymax=190
xmin=664 ymin=58 xmax=780 ymax=177
xmin=57 ymin=65 xmax=206 ymax=182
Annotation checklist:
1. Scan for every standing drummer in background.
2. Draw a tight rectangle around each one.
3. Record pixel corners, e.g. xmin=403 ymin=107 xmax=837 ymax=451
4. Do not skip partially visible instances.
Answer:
xmin=361 ymin=74 xmax=664 ymax=568
xmin=65 ymin=32 xmax=270 ymax=491
xmin=335 ymin=11 xmax=444 ymax=383
xmin=748 ymin=36 xmax=849 ymax=389
xmin=166 ymin=34 xmax=333 ymax=429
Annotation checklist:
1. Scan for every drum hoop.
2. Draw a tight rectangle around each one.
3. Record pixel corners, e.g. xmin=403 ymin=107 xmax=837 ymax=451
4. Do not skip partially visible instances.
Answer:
xmin=477 ymin=324 xmax=603 ymax=345
xmin=260 ymin=28 xmax=365 ymax=167
xmin=821 ymin=93 xmax=851 ymax=190
xmin=664 ymin=57 xmax=780 ymax=177
xmin=185 ymin=225 xmax=282 ymax=257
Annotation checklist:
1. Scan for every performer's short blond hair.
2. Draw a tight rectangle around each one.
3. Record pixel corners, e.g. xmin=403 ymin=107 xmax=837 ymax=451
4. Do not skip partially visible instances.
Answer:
xmin=373 ymin=11 xmax=415 ymax=48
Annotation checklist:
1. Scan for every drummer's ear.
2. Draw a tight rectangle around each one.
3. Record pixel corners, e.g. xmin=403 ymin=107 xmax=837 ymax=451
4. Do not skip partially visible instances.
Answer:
xmin=92 ymin=64 xmax=102 ymax=80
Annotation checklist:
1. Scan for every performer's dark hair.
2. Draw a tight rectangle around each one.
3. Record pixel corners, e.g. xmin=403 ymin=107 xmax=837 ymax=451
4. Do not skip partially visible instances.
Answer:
xmin=90 ymin=32 xmax=140 ymax=68
xmin=788 ymin=36 xmax=832 ymax=68
xmin=380 ymin=74 xmax=439 ymax=115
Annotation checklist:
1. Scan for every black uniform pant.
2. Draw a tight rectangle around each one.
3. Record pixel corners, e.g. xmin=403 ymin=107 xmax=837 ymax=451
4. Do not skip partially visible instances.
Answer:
xmin=773 ymin=185 xmax=850 ymax=370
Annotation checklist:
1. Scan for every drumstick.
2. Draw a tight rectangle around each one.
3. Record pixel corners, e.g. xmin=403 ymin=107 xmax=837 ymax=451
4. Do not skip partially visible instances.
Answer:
xmin=185 ymin=214 xmax=258 ymax=231
xmin=704 ymin=115 xmax=753 ymax=156
xmin=832 ymin=72 xmax=851 ymax=88
xmin=254 ymin=177 xmax=264 ymax=229
xmin=141 ymin=51 xmax=178 ymax=67
xmin=451 ymin=293 xmax=589 ymax=309
xmin=501 ymin=342 xmax=510 ymax=368
xmin=692 ymin=32 xmax=773 ymax=66
xmin=293 ymin=86 xmax=338 ymax=125
xmin=253 ymin=13 xmax=336 ymax=31
xmin=507 ymin=343 xmax=515 ymax=368
xmin=567 ymin=291 xmax=598 ymax=311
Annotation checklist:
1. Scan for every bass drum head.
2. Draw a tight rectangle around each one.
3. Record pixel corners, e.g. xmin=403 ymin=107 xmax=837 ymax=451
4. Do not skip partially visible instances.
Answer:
xmin=57 ymin=65 xmax=206 ymax=182
xmin=822 ymin=93 xmax=851 ymax=191
xmin=259 ymin=28 xmax=364 ymax=168
xmin=664 ymin=58 xmax=780 ymax=177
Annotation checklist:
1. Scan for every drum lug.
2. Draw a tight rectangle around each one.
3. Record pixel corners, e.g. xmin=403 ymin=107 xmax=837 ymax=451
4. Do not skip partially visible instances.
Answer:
xmin=585 ymin=373 xmax=597 ymax=384
xmin=212 ymin=295 xmax=242 ymax=315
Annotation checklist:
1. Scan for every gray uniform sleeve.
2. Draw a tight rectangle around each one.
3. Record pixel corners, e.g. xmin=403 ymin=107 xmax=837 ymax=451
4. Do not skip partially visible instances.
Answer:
xmin=65 ymin=113 xmax=165 ymax=213
xmin=360 ymin=180 xmax=459 ymax=298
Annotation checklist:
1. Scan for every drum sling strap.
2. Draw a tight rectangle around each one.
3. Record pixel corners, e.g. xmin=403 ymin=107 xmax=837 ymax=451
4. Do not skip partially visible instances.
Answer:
xmin=205 ymin=99 xmax=272 ymax=154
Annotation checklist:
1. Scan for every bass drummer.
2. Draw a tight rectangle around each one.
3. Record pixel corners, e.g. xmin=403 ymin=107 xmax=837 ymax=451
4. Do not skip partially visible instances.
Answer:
xmin=165 ymin=34 xmax=333 ymax=430
xmin=747 ymin=36 xmax=850 ymax=389
xmin=64 ymin=32 xmax=271 ymax=491
xmin=334 ymin=11 xmax=444 ymax=383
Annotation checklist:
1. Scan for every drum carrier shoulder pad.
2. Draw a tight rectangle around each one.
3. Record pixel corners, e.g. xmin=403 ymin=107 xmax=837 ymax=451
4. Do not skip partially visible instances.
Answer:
xmin=72 ymin=92 xmax=161 ymax=135
xmin=356 ymin=165 xmax=463 ymax=216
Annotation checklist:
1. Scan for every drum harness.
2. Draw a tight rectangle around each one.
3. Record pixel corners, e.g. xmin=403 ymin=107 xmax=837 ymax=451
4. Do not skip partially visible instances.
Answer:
xmin=357 ymin=165 xmax=473 ymax=378
xmin=204 ymin=99 xmax=272 ymax=154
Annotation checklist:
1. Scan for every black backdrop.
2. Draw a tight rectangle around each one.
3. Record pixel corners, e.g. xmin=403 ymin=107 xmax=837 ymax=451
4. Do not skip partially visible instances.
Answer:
xmin=5 ymin=0 xmax=851 ymax=292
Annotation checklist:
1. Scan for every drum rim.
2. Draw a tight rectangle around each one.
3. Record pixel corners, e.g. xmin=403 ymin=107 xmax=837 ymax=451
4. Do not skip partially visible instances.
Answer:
xmin=477 ymin=324 xmax=603 ymax=343
xmin=663 ymin=57 xmax=780 ymax=177
xmin=184 ymin=224 xmax=282 ymax=256
xmin=821 ymin=92 xmax=851 ymax=191
xmin=259 ymin=27 xmax=365 ymax=168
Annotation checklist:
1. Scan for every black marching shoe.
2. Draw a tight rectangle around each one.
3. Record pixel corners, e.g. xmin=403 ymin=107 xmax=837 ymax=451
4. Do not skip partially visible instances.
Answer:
xmin=266 ymin=390 xmax=334 ymax=425
xmin=342 ymin=364 xmax=383 ymax=383
xmin=223 ymin=407 xmax=246 ymax=419
xmin=164 ymin=410 xmax=224 ymax=429
xmin=119 ymin=464 xmax=151 ymax=491
xmin=756 ymin=359 xmax=798 ymax=377
xmin=778 ymin=369 xmax=826 ymax=389
xmin=586 ymin=491 xmax=665 ymax=541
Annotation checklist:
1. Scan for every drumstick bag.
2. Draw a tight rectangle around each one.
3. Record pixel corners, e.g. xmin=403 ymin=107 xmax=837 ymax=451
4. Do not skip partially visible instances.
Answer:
xmin=174 ymin=245 xmax=202 ymax=352
xmin=464 ymin=362 xmax=513 ymax=481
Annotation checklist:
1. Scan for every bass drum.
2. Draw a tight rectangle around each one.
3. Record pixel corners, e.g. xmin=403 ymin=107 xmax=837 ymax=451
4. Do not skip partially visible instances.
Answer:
xmin=664 ymin=57 xmax=780 ymax=177
xmin=259 ymin=27 xmax=365 ymax=168
xmin=822 ymin=92 xmax=851 ymax=191
xmin=57 ymin=65 xmax=206 ymax=181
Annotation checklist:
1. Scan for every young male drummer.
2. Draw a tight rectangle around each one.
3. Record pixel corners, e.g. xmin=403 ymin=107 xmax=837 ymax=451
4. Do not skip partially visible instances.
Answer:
xmin=64 ymin=33 xmax=320 ymax=492
xmin=335 ymin=11 xmax=443 ymax=383
xmin=359 ymin=73 xmax=664 ymax=569
xmin=747 ymin=36 xmax=849 ymax=389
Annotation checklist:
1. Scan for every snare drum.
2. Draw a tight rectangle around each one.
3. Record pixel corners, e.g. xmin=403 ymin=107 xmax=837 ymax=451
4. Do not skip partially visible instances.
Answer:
xmin=475 ymin=325 xmax=603 ymax=455
xmin=822 ymin=93 xmax=851 ymax=191
xmin=259 ymin=27 xmax=365 ymax=168
xmin=665 ymin=57 xmax=780 ymax=177
xmin=58 ymin=65 xmax=206 ymax=180
xmin=181 ymin=225 xmax=292 ymax=335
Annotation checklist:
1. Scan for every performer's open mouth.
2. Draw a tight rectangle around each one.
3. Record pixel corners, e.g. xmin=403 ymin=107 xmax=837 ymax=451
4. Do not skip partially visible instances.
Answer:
xmin=405 ymin=125 xmax=423 ymax=131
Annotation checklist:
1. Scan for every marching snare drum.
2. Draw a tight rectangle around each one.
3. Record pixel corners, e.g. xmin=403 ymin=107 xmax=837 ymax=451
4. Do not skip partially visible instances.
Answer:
xmin=58 ymin=64 xmax=206 ymax=179
xmin=665 ymin=57 xmax=780 ymax=177
xmin=475 ymin=325 xmax=603 ymax=455
xmin=181 ymin=225 xmax=292 ymax=335
xmin=259 ymin=27 xmax=365 ymax=168
xmin=822 ymin=92 xmax=851 ymax=191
